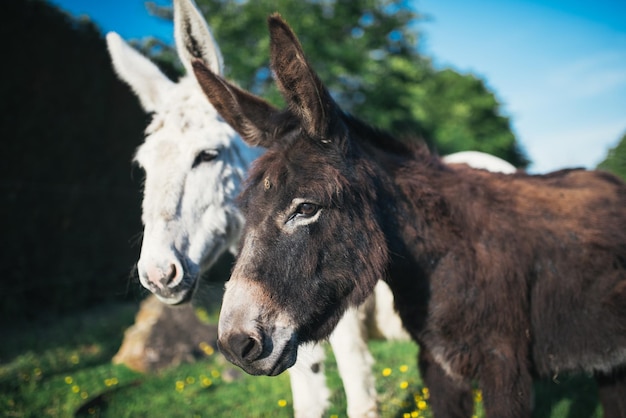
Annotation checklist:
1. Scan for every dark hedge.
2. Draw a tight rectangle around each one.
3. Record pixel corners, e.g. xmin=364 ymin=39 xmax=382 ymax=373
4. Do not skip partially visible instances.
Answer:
xmin=0 ymin=0 xmax=151 ymax=319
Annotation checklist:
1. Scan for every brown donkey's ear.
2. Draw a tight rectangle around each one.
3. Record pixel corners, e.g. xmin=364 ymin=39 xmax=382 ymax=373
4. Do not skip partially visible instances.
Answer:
xmin=192 ymin=59 xmax=281 ymax=148
xmin=268 ymin=14 xmax=344 ymax=143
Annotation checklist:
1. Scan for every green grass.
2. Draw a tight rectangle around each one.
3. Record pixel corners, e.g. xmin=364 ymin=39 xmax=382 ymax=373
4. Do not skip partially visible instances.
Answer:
xmin=1 ymin=302 xmax=602 ymax=417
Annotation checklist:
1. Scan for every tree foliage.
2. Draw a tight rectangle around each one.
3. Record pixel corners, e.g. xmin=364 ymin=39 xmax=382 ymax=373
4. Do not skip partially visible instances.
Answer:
xmin=597 ymin=131 xmax=626 ymax=180
xmin=150 ymin=0 xmax=528 ymax=166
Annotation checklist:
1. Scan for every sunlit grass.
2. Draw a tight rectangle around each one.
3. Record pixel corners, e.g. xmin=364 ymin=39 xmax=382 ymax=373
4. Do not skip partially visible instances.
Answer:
xmin=0 ymin=302 xmax=603 ymax=417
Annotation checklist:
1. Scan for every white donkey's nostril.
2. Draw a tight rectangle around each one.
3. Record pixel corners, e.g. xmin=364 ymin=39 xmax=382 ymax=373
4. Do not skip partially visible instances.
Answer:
xmin=163 ymin=263 xmax=180 ymax=287
xmin=145 ymin=262 xmax=182 ymax=289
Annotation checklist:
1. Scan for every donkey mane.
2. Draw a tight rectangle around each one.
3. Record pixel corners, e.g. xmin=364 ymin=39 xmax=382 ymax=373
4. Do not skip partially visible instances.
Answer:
xmin=342 ymin=113 xmax=430 ymax=158
xmin=239 ymin=111 xmax=441 ymax=215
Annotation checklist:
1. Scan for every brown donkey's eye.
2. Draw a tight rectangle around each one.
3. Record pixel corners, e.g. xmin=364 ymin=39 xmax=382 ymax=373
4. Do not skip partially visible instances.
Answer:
xmin=296 ymin=203 xmax=318 ymax=217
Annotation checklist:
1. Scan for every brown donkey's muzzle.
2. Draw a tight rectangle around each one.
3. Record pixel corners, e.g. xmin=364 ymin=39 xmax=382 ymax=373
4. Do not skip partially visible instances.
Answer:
xmin=217 ymin=280 xmax=299 ymax=376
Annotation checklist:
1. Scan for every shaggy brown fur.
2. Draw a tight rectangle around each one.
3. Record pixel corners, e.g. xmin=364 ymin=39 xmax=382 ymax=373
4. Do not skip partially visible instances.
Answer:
xmin=192 ymin=14 xmax=626 ymax=418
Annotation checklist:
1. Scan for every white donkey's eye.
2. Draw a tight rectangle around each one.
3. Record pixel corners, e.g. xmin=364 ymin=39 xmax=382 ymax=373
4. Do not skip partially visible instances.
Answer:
xmin=192 ymin=149 xmax=219 ymax=168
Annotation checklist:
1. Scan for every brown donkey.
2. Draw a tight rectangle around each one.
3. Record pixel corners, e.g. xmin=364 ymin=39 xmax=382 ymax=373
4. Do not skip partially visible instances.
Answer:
xmin=192 ymin=14 xmax=626 ymax=418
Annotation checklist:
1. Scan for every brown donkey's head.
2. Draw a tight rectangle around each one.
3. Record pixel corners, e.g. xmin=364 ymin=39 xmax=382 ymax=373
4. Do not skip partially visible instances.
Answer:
xmin=192 ymin=15 xmax=392 ymax=376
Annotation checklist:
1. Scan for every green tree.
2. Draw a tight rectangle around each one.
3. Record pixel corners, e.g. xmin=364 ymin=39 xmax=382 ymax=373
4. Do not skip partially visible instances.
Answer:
xmin=597 ymin=131 xmax=626 ymax=180
xmin=419 ymin=69 xmax=522 ymax=162
xmin=148 ymin=0 xmax=528 ymax=167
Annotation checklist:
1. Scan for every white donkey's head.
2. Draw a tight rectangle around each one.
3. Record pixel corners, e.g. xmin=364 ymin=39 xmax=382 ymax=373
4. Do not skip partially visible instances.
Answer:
xmin=106 ymin=0 xmax=260 ymax=304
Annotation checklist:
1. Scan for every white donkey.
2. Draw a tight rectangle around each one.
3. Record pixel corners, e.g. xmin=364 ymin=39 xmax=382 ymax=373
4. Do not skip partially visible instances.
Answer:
xmin=107 ymin=1 xmax=394 ymax=416
xmin=107 ymin=1 xmax=516 ymax=416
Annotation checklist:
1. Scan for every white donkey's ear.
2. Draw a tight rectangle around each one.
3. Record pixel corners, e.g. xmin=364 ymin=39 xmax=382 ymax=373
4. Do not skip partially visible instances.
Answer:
xmin=174 ymin=0 xmax=223 ymax=76
xmin=106 ymin=32 xmax=174 ymax=112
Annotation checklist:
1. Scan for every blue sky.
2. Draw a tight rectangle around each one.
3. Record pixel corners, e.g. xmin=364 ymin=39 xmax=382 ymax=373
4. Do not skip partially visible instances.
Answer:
xmin=419 ymin=0 xmax=626 ymax=172
xmin=49 ymin=0 xmax=626 ymax=173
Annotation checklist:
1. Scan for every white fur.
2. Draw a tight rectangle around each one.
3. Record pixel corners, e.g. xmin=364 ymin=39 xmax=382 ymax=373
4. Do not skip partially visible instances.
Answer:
xmin=106 ymin=32 xmax=174 ymax=112
xmin=443 ymin=150 xmax=517 ymax=174
xmin=107 ymin=0 xmax=516 ymax=414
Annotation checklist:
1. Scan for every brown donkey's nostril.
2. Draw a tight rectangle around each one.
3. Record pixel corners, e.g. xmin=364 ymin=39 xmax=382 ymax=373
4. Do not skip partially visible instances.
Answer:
xmin=220 ymin=333 xmax=263 ymax=365
xmin=241 ymin=336 xmax=261 ymax=361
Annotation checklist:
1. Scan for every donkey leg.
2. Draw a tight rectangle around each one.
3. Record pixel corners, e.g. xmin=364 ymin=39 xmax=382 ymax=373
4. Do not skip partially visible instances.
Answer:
xmin=597 ymin=369 xmax=626 ymax=418
xmin=418 ymin=348 xmax=473 ymax=418
xmin=329 ymin=308 xmax=379 ymax=418
xmin=288 ymin=343 xmax=330 ymax=418
xmin=478 ymin=346 xmax=532 ymax=418
xmin=371 ymin=281 xmax=410 ymax=340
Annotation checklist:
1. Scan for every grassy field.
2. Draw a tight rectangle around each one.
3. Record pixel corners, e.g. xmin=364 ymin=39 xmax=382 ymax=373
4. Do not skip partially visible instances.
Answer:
xmin=1 ymin=301 xmax=602 ymax=417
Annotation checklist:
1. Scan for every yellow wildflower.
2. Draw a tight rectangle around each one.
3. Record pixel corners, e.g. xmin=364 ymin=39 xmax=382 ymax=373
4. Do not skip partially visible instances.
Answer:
xmin=195 ymin=307 xmax=211 ymax=324
xmin=277 ymin=399 xmax=288 ymax=407
xmin=382 ymin=367 xmax=392 ymax=377
xmin=199 ymin=342 xmax=215 ymax=356
xmin=474 ymin=389 xmax=483 ymax=402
